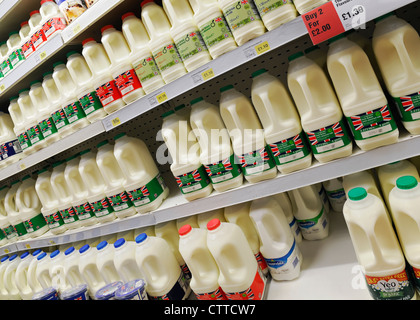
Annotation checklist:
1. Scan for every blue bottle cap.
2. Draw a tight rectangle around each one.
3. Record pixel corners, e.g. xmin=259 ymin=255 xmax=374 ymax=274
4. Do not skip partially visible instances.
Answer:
xmin=20 ymin=252 xmax=30 ymax=259
xmin=135 ymin=233 xmax=147 ymax=244
xmin=114 ymin=238 xmax=125 ymax=249
xmin=79 ymin=244 xmax=90 ymax=254
xmin=65 ymin=247 xmax=75 ymax=255
xmin=32 ymin=249 xmax=42 ymax=256
xmin=50 ymin=250 xmax=60 ymax=259
xmin=37 ymin=252 xmax=47 ymax=261
xmin=97 ymin=241 xmax=108 ymax=251
xmin=9 ymin=254 xmax=18 ymax=261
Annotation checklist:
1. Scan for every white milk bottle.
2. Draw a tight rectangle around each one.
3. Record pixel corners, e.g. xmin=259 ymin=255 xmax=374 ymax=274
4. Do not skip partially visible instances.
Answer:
xmin=113 ymin=238 xmax=144 ymax=283
xmin=5 ymin=180 xmax=29 ymax=240
xmin=51 ymin=161 xmax=80 ymax=229
xmin=0 ymin=111 xmax=23 ymax=167
xmin=35 ymin=168 xmax=67 ymax=234
xmin=373 ymin=13 xmax=420 ymax=135
xmin=163 ymin=0 xmax=211 ymax=72
xmin=66 ymin=51 xmax=106 ymax=123
xmin=251 ymin=69 xmax=312 ymax=174
xmin=7 ymin=31 xmax=25 ymax=69
xmin=288 ymin=184 xmax=329 ymax=240
xmin=29 ymin=10 xmax=47 ymax=51
xmin=64 ymin=154 xmax=97 ymax=226
xmin=0 ymin=40 xmax=12 ymax=77
xmin=15 ymin=252 xmax=34 ymax=300
xmin=113 ymin=133 xmax=169 ymax=214
xmin=39 ymin=0 xmax=67 ymax=40
xmin=342 ymin=170 xmax=382 ymax=199
xmin=78 ymin=244 xmax=107 ymax=299
xmin=224 ymin=202 xmax=268 ymax=276
xmin=19 ymin=21 xmax=35 ymax=60
xmin=178 ymin=225 xmax=227 ymax=300
xmin=17 ymin=89 xmax=40 ymax=155
xmin=293 ymin=0 xmax=327 ymax=14
xmin=271 ymin=192 xmax=302 ymax=243
xmin=9 ymin=96 xmax=32 ymax=156
xmin=254 ymin=0 xmax=297 ymax=31
xmin=343 ymin=187 xmax=416 ymax=300
xmin=219 ymin=85 xmax=277 ymax=183
xmin=3 ymin=254 xmax=21 ymax=300
xmin=206 ymin=219 xmax=266 ymax=300
xmin=161 ymin=110 xmax=213 ymax=201
xmin=35 ymin=252 xmax=52 ymax=290
xmin=0 ymin=256 xmax=10 ymax=300
xmin=189 ymin=97 xmax=243 ymax=192
xmin=188 ymin=0 xmax=237 ymax=59
xmin=141 ymin=0 xmax=187 ymax=84
xmin=287 ymin=52 xmax=353 ymax=163
xmin=135 ymin=233 xmax=190 ymax=300
xmin=96 ymin=241 xmax=120 ymax=284
xmin=49 ymin=250 xmax=71 ymax=294
xmin=121 ymin=12 xmax=165 ymax=95
xmin=63 ymin=247 xmax=85 ymax=287
xmin=218 ymin=0 xmax=265 ymax=46
xmin=197 ymin=208 xmax=226 ymax=229
xmin=96 ymin=140 xmax=136 ymax=219
xmin=101 ymin=25 xmax=145 ymax=104
xmin=323 ymin=178 xmax=346 ymax=212
xmin=79 ymin=149 xmax=116 ymax=223
xmin=0 ymin=186 xmax=13 ymax=245
xmin=250 ymin=197 xmax=302 ymax=281
xmin=27 ymin=250 xmax=44 ymax=295
xmin=327 ymin=34 xmax=399 ymax=151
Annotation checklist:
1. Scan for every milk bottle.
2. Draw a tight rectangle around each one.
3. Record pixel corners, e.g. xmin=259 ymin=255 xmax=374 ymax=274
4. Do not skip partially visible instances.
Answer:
xmin=78 ymin=244 xmax=107 ymax=299
xmin=96 ymin=241 xmax=120 ymax=284
xmin=293 ymin=0 xmax=327 ymax=14
xmin=141 ymin=0 xmax=187 ymax=84
xmin=218 ymin=0 xmax=265 ymax=46
xmin=343 ymin=187 xmax=415 ymax=300
xmin=197 ymin=208 xmax=226 ymax=229
xmin=206 ymin=219 xmax=266 ymax=300
xmin=64 ymin=154 xmax=97 ymax=226
xmin=8 ymin=96 xmax=29 ymax=158
xmin=0 ymin=187 xmax=13 ymax=245
xmin=39 ymin=0 xmax=67 ymax=40
xmin=36 ymin=252 xmax=52 ymax=289
xmin=219 ymin=85 xmax=277 ymax=183
xmin=323 ymin=178 xmax=346 ymax=212
xmin=17 ymin=89 xmax=40 ymax=154
xmin=27 ymin=249 xmax=43 ymax=295
xmin=163 ymin=0 xmax=211 ymax=72
xmin=161 ymin=110 xmax=213 ymax=201
xmin=135 ymin=233 xmax=190 ymax=300
xmin=113 ymin=238 xmax=144 ymax=283
xmin=0 ymin=40 xmax=12 ymax=77
xmin=288 ymin=184 xmax=329 ymax=240
xmin=121 ymin=12 xmax=165 ymax=95
xmin=271 ymin=192 xmax=302 ymax=243
xmin=254 ymin=0 xmax=297 ymax=31
xmin=342 ymin=170 xmax=381 ymax=199
xmin=287 ymin=52 xmax=353 ymax=163
xmin=327 ymin=34 xmax=399 ymax=151
xmin=0 ymin=256 xmax=10 ymax=300
xmin=19 ymin=21 xmax=35 ymax=59
xmin=189 ymin=97 xmax=243 ymax=192
xmin=188 ymin=0 xmax=237 ymax=59
xmin=3 ymin=254 xmax=21 ymax=300
xmin=15 ymin=252 xmax=34 ymax=300
xmin=101 ymin=25 xmax=145 ymax=104
xmin=0 ymin=112 xmax=23 ymax=167
xmin=372 ymin=14 xmax=420 ymax=135
xmin=49 ymin=250 xmax=71 ymax=294
xmin=29 ymin=10 xmax=47 ymax=51
xmin=35 ymin=168 xmax=67 ymax=234
xmin=5 ymin=180 xmax=29 ymax=240
xmin=96 ymin=140 xmax=136 ymax=219
xmin=224 ymin=202 xmax=268 ymax=276
xmin=250 ymin=197 xmax=302 ymax=281
xmin=251 ymin=69 xmax=312 ymax=174
xmin=63 ymin=247 xmax=85 ymax=287
xmin=7 ymin=31 xmax=25 ymax=69
xmin=79 ymin=149 xmax=116 ymax=223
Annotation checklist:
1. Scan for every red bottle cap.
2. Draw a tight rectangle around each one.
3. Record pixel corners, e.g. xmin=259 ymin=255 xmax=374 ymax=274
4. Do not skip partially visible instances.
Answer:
xmin=207 ymin=219 xmax=221 ymax=231
xmin=178 ymin=224 xmax=192 ymax=236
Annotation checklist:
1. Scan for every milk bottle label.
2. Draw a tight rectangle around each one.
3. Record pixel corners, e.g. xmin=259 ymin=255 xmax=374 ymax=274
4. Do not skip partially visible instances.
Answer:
xmin=346 ymin=105 xmax=397 ymax=141
xmin=409 ymin=265 xmax=420 ymax=291
xmin=31 ymin=29 xmax=47 ymax=50
xmin=27 ymin=125 xmax=45 ymax=145
xmin=174 ymin=30 xmax=208 ymax=62
xmin=3 ymin=225 xmax=18 ymax=240
xmin=23 ymin=212 xmax=47 ymax=233
xmin=9 ymin=49 xmax=25 ymax=67
xmin=199 ymin=15 xmax=234 ymax=49
xmin=114 ymin=69 xmax=143 ymax=97
xmin=22 ymin=40 xmax=35 ymax=59
xmin=1 ymin=59 xmax=13 ymax=75
xmin=149 ymin=272 xmax=189 ymax=300
xmin=73 ymin=202 xmax=95 ymax=221
xmin=305 ymin=119 xmax=351 ymax=155
xmin=255 ymin=251 xmax=268 ymax=275
xmin=95 ymin=80 xmax=122 ymax=107
xmin=224 ymin=268 xmax=266 ymax=300
xmin=175 ymin=166 xmax=211 ymax=195
xmin=264 ymin=240 xmax=300 ymax=277
xmin=152 ymin=43 xmax=183 ymax=72
xmin=42 ymin=17 xmax=67 ymax=39
xmin=89 ymin=197 xmax=114 ymax=218
xmin=51 ymin=108 xmax=70 ymax=130
xmin=394 ymin=92 xmax=420 ymax=122
xmin=108 ymin=191 xmax=134 ymax=212
xmin=237 ymin=146 xmax=276 ymax=176
xmin=79 ymin=91 xmax=104 ymax=116
xmin=269 ymin=132 xmax=311 ymax=166
xmin=38 ymin=117 xmax=58 ymax=138
xmin=15 ymin=221 xmax=28 ymax=237
xmin=365 ymin=269 xmax=415 ymax=300
xmin=296 ymin=206 xmax=328 ymax=237
xmin=127 ymin=174 xmax=166 ymax=207
xmin=195 ymin=287 xmax=227 ymax=300
xmin=17 ymin=131 xmax=32 ymax=150
xmin=0 ymin=229 xmax=6 ymax=242
xmin=0 ymin=139 xmax=22 ymax=160
xmin=63 ymin=100 xmax=87 ymax=124
xmin=222 ymin=0 xmax=262 ymax=32
xmin=326 ymin=188 xmax=346 ymax=211
xmin=59 ymin=206 xmax=79 ymax=224
xmin=203 ymin=154 xmax=242 ymax=184
xmin=44 ymin=211 xmax=65 ymax=230
xmin=133 ymin=55 xmax=161 ymax=84
xmin=254 ymin=0 xmax=293 ymax=16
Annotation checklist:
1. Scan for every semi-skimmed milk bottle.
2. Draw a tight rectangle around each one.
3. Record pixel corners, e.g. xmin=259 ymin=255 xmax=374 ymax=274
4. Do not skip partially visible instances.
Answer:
xmin=251 ymin=69 xmax=312 ymax=174
xmin=96 ymin=241 xmax=120 ymax=284
xmin=5 ymin=180 xmax=29 ymax=240
xmin=254 ymin=0 xmax=297 ymax=31
xmin=189 ymin=97 xmax=243 ymax=192
xmin=7 ymin=31 xmax=25 ymax=69
xmin=327 ymin=34 xmax=399 ymax=151
xmin=343 ymin=187 xmax=415 ymax=300
xmin=17 ymin=89 xmax=41 ymax=155
xmin=373 ymin=13 xmax=420 ymax=135
xmin=15 ymin=252 xmax=34 ymax=300
xmin=63 ymin=247 xmax=85 ymax=288
xmin=271 ymin=192 xmax=302 ymax=243
xmin=3 ymin=254 xmax=21 ymax=300
xmin=27 ymin=250 xmax=43 ymax=296
xmin=293 ymin=0 xmax=327 ymax=14
xmin=78 ymin=244 xmax=107 ymax=299
xmin=113 ymin=238 xmax=144 ymax=283
xmin=141 ymin=0 xmax=187 ymax=84
xmin=9 ymin=96 xmax=32 ymax=156
xmin=0 ymin=186 xmax=15 ymax=244
xmin=219 ymin=85 xmax=277 ymax=183
xmin=287 ymin=52 xmax=353 ymax=163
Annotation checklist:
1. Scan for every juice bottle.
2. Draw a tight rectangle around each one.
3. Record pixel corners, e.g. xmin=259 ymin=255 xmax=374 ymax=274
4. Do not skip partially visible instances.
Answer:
xmin=254 ymin=0 xmax=297 ymax=31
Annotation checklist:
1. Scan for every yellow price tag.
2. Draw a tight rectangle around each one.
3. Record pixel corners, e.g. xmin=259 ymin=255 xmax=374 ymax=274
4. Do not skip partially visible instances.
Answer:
xmin=156 ymin=92 xmax=168 ymax=104
xmin=73 ymin=23 xmax=81 ymax=35
xmin=112 ymin=117 xmax=121 ymax=127
xmin=18 ymin=162 xmax=26 ymax=171
xmin=255 ymin=41 xmax=270 ymax=55
xmin=0 ymin=84 xmax=5 ymax=93
xmin=49 ymin=240 xmax=56 ymax=245
xmin=39 ymin=51 xmax=47 ymax=61
xmin=201 ymin=68 xmax=215 ymax=81
xmin=26 ymin=244 xmax=31 ymax=249
xmin=4 ymin=249 xmax=9 ymax=254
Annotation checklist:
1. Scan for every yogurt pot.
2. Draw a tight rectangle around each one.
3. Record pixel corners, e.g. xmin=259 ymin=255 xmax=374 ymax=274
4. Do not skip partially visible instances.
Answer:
xmin=95 ymin=281 xmax=123 ymax=300
xmin=60 ymin=284 xmax=89 ymax=300
xmin=115 ymin=279 xmax=148 ymax=300
xmin=32 ymin=287 xmax=59 ymax=300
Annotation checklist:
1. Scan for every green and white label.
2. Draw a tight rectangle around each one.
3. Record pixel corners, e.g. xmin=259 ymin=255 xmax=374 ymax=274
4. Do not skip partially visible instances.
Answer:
xmin=3 ymin=225 xmax=18 ymax=240
xmin=133 ymin=55 xmax=161 ymax=84
xmin=63 ymin=100 xmax=87 ymax=124
xmin=204 ymin=154 xmax=242 ymax=184
xmin=128 ymin=174 xmax=166 ymax=207
xmin=79 ymin=91 xmax=104 ymax=116
xmin=238 ymin=145 xmax=276 ymax=176
xmin=199 ymin=15 xmax=234 ymax=49
xmin=27 ymin=124 xmax=45 ymax=145
xmin=394 ymin=92 xmax=420 ymax=122
xmin=17 ymin=131 xmax=32 ymax=150
xmin=254 ymin=0 xmax=293 ymax=16
xmin=175 ymin=30 xmax=208 ymax=62
xmin=175 ymin=166 xmax=211 ymax=194
xmin=38 ymin=117 xmax=58 ymax=138
xmin=296 ymin=207 xmax=328 ymax=238
xmin=223 ymin=0 xmax=262 ymax=32
xmin=51 ymin=108 xmax=70 ymax=130
xmin=108 ymin=191 xmax=134 ymax=212
xmin=0 ymin=59 xmax=12 ymax=75
xmin=73 ymin=202 xmax=96 ymax=221
xmin=153 ymin=43 xmax=183 ymax=72
xmin=9 ymin=49 xmax=25 ymax=67
xmin=365 ymin=268 xmax=415 ymax=300
xmin=269 ymin=132 xmax=311 ymax=166
xmin=89 ymin=197 xmax=114 ymax=218
xmin=23 ymin=213 xmax=47 ymax=234
xmin=44 ymin=211 xmax=65 ymax=230
xmin=59 ymin=207 xmax=79 ymax=224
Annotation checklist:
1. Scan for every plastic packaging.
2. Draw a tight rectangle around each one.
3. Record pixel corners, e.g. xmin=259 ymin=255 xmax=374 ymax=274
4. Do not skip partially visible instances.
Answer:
xmin=95 ymin=281 xmax=123 ymax=300
xmin=3 ymin=254 xmax=21 ymax=300
xmin=35 ymin=252 xmax=52 ymax=289
xmin=114 ymin=279 xmax=148 ymax=300
xmin=96 ymin=241 xmax=120 ymax=284
xmin=78 ymin=244 xmax=107 ymax=299
xmin=254 ymin=0 xmax=297 ymax=31
xmin=39 ymin=0 xmax=67 ymax=40
xmin=271 ymin=192 xmax=302 ymax=243
xmin=293 ymin=0 xmax=327 ymax=14
xmin=323 ymin=178 xmax=346 ymax=212
xmin=113 ymin=238 xmax=144 ymax=283
xmin=49 ymin=250 xmax=71 ymax=294
xmin=14 ymin=252 xmax=34 ymax=300
xmin=63 ymin=246 xmax=85 ymax=288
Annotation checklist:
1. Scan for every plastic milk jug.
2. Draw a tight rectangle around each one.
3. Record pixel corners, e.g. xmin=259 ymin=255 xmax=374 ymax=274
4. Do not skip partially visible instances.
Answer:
xmin=271 ymin=192 xmax=302 ymax=243
xmin=343 ymin=187 xmax=415 ymax=300
xmin=63 ymin=247 xmax=85 ymax=287
xmin=161 ymin=110 xmax=213 ymax=201
xmin=323 ymin=178 xmax=346 ymax=212
xmin=39 ymin=0 xmax=67 ymax=40
xmin=19 ymin=21 xmax=35 ymax=59
xmin=96 ymin=140 xmax=136 ymax=219
xmin=163 ymin=0 xmax=211 ymax=72
xmin=0 ymin=256 xmax=10 ymax=299
xmin=188 ymin=0 xmax=237 ymax=59
xmin=135 ymin=233 xmax=191 ymax=300
xmin=79 ymin=149 xmax=116 ymax=223
xmin=206 ymin=219 xmax=266 ymax=300
xmin=27 ymin=250 xmax=44 ymax=295
xmin=219 ymin=85 xmax=277 ymax=183
xmin=0 ymin=40 xmax=12 ymax=77
xmin=327 ymin=34 xmax=399 ymax=151
xmin=36 ymin=252 xmax=52 ymax=289
xmin=7 ymin=31 xmax=25 ymax=69
xmin=29 ymin=9 xmax=47 ymax=50
xmin=288 ymin=184 xmax=329 ymax=240
xmin=0 ymin=112 xmax=23 ymax=167
xmin=0 ymin=187 xmax=14 ymax=245
xmin=373 ymin=13 xmax=420 ymax=135
xmin=178 ymin=225 xmax=227 ymax=300
xmin=250 ymin=197 xmax=302 ymax=281
xmin=16 ymin=89 xmax=39 ymax=155
xmin=218 ymin=0 xmax=265 ymax=46
xmin=197 ymin=208 xmax=226 ymax=229
xmin=141 ymin=0 xmax=187 ymax=84
xmin=113 ymin=133 xmax=169 ymax=214
xmin=254 ymin=0 xmax=297 ymax=31
xmin=177 ymin=215 xmax=199 ymax=231
xmin=293 ymin=0 xmax=327 ymax=14
xmin=78 ymin=244 xmax=107 ymax=298
xmin=251 ymin=69 xmax=312 ymax=174
xmin=342 ymin=170 xmax=382 ymax=198
xmin=4 ymin=254 xmax=21 ymax=300
xmin=224 ymin=202 xmax=268 ymax=276
xmin=113 ymin=238 xmax=144 ymax=283
xmin=96 ymin=241 xmax=120 ymax=284
xmin=189 ymin=97 xmax=243 ymax=192
xmin=9 ymin=96 xmax=31 ymax=156
xmin=15 ymin=252 xmax=34 ymax=300
xmin=49 ymin=250 xmax=71 ymax=294
xmin=287 ymin=52 xmax=353 ymax=163
xmin=5 ymin=181 xmax=29 ymax=240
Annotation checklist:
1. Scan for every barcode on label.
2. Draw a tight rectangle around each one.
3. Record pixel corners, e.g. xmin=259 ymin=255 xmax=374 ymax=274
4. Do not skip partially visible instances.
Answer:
xmin=361 ymin=124 xmax=392 ymax=139
xmin=316 ymin=140 xmax=344 ymax=153
xmin=280 ymin=151 xmax=304 ymax=164
xmin=211 ymin=173 xmax=233 ymax=183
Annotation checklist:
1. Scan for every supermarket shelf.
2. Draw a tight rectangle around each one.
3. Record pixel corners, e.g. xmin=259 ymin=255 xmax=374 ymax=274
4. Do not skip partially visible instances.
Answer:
xmin=0 ymin=0 xmax=40 ymax=40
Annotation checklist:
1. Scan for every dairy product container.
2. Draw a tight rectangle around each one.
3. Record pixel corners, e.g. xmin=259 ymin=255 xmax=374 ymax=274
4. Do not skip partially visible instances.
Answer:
xmin=176 ymin=215 xmax=199 ymax=231
xmin=0 ymin=40 xmax=13 ymax=77
xmin=29 ymin=10 xmax=47 ymax=50
xmin=0 ymin=256 xmax=10 ymax=299
xmin=36 ymin=252 xmax=52 ymax=289
xmin=27 ymin=250 xmax=44 ymax=295
xmin=114 ymin=279 xmax=148 ymax=300
xmin=81 ymin=38 xmax=112 ymax=78
xmin=163 ymin=0 xmax=212 ymax=72
xmin=0 ymin=187 xmax=12 ymax=245
xmin=342 ymin=170 xmax=382 ymax=199
xmin=343 ymin=187 xmax=415 ymax=300
xmin=56 ymin=0 xmax=87 ymax=25
xmin=0 ymin=112 xmax=23 ymax=167
xmin=39 ymin=0 xmax=67 ymax=40
xmin=9 ymin=96 xmax=30 ymax=157
xmin=327 ymin=34 xmax=399 ymax=151
xmin=197 ymin=208 xmax=226 ymax=229
xmin=63 ymin=246 xmax=85 ymax=288
xmin=49 ymin=250 xmax=71 ymax=294
xmin=251 ymin=69 xmax=312 ymax=174
xmin=96 ymin=241 xmax=120 ymax=284
xmin=271 ymin=192 xmax=302 ymax=243
xmin=17 ymin=89 xmax=41 ymax=154
xmin=219 ymin=85 xmax=277 ymax=183
xmin=218 ymin=0 xmax=265 ymax=46
xmin=19 ymin=21 xmax=34 ymax=59
xmin=60 ymin=284 xmax=89 ymax=300
xmin=32 ymin=287 xmax=59 ymax=300
xmin=206 ymin=219 xmax=266 ymax=300
xmin=255 ymin=0 xmax=297 ymax=31
xmin=78 ymin=244 xmax=107 ymax=299
xmin=113 ymin=238 xmax=144 ymax=283
xmin=323 ymin=178 xmax=346 ymax=212
xmin=5 ymin=180 xmax=29 ymax=239
xmin=293 ymin=0 xmax=327 ymax=14
xmin=7 ymin=31 xmax=25 ymax=69
xmin=15 ymin=252 xmax=34 ymax=300
xmin=95 ymin=281 xmax=123 ymax=300
xmin=3 ymin=255 xmax=21 ymax=299
xmin=190 ymin=97 xmax=243 ymax=192
xmin=141 ymin=0 xmax=187 ymax=84
xmin=288 ymin=184 xmax=329 ymax=240
xmin=288 ymin=52 xmax=353 ymax=163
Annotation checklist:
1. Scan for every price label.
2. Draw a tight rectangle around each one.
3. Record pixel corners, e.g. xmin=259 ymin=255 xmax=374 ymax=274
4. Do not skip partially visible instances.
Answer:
xmin=25 ymin=244 xmax=31 ymax=249
xmin=156 ymin=92 xmax=168 ymax=104
xmin=0 ymin=84 xmax=5 ymax=93
xmin=201 ymin=68 xmax=215 ymax=81
xmin=73 ymin=23 xmax=81 ymax=35
xmin=255 ymin=41 xmax=270 ymax=55
xmin=111 ymin=117 xmax=121 ymax=127
xmin=39 ymin=51 xmax=47 ymax=61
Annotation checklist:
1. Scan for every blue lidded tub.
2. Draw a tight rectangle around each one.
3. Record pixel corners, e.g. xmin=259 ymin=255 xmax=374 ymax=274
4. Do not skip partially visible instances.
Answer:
xmin=115 ymin=279 xmax=148 ymax=300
